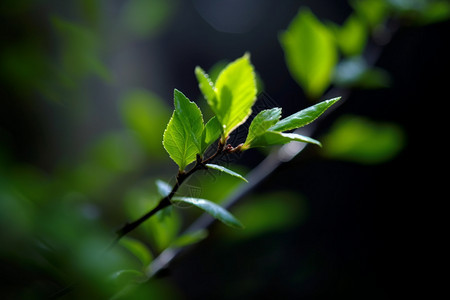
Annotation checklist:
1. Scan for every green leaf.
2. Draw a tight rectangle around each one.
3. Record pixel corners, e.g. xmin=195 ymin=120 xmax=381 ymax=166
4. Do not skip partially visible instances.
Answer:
xmin=334 ymin=14 xmax=368 ymax=57
xmin=173 ymin=89 xmax=204 ymax=152
xmin=243 ymin=108 xmax=282 ymax=148
xmin=109 ymin=269 xmax=146 ymax=286
xmin=269 ymin=97 xmax=341 ymax=132
xmin=201 ymin=116 xmax=222 ymax=153
xmin=163 ymin=89 xmax=204 ymax=170
xmin=280 ymin=8 xmax=338 ymax=99
xmin=321 ymin=115 xmax=405 ymax=164
xmin=197 ymin=54 xmax=257 ymax=140
xmin=205 ymin=163 xmax=248 ymax=182
xmin=250 ymin=131 xmax=321 ymax=148
xmin=119 ymin=237 xmax=153 ymax=266
xmin=171 ymin=229 xmax=209 ymax=248
xmin=172 ymin=197 xmax=244 ymax=229
xmin=195 ymin=66 xmax=216 ymax=105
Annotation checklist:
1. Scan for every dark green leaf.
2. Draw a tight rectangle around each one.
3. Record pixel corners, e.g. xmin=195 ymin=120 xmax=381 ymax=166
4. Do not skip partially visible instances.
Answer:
xmin=205 ymin=164 xmax=248 ymax=182
xmin=269 ymin=97 xmax=341 ymax=132
xmin=172 ymin=197 xmax=244 ymax=229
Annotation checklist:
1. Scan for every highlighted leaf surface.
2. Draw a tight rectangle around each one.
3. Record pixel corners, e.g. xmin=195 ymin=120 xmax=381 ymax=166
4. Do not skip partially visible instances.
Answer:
xmin=205 ymin=164 xmax=248 ymax=182
xmin=172 ymin=197 xmax=244 ymax=229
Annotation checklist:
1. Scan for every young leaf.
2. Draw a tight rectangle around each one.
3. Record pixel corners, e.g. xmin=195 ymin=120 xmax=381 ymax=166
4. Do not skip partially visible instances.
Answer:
xmin=269 ymin=97 xmax=341 ymax=132
xmin=250 ymin=131 xmax=322 ymax=148
xmin=205 ymin=163 xmax=248 ymax=182
xmin=173 ymin=89 xmax=204 ymax=152
xmin=201 ymin=116 xmax=222 ymax=153
xmin=195 ymin=66 xmax=216 ymax=105
xmin=172 ymin=196 xmax=244 ymax=229
xmin=163 ymin=89 xmax=204 ymax=170
xmin=119 ymin=237 xmax=153 ymax=266
xmin=197 ymin=54 xmax=257 ymax=140
xmin=280 ymin=8 xmax=338 ymax=99
xmin=243 ymin=108 xmax=282 ymax=148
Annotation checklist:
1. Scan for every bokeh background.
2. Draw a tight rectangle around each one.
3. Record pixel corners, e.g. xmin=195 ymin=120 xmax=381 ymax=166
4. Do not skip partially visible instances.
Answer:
xmin=1 ymin=0 xmax=448 ymax=298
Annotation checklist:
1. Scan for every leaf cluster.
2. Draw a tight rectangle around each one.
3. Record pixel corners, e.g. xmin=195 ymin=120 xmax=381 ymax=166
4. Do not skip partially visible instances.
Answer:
xmin=161 ymin=53 xmax=339 ymax=229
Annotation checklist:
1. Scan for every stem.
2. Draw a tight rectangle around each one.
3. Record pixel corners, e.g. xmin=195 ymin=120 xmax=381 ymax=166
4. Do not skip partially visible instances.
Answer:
xmin=109 ymin=141 xmax=225 ymax=248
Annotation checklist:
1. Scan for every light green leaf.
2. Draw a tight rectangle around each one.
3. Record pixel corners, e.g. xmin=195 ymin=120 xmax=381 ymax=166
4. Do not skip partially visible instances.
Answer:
xmin=172 ymin=196 xmax=244 ymax=229
xmin=205 ymin=163 xmax=248 ymax=182
xmin=243 ymin=108 xmax=282 ymax=148
xmin=119 ymin=237 xmax=153 ymax=266
xmin=173 ymin=89 xmax=204 ymax=152
xmin=250 ymin=131 xmax=321 ymax=148
xmin=269 ymin=97 xmax=341 ymax=132
xmin=334 ymin=14 xmax=368 ymax=57
xmin=171 ymin=229 xmax=209 ymax=248
xmin=195 ymin=66 xmax=216 ymax=105
xmin=280 ymin=8 xmax=338 ymax=99
xmin=198 ymin=54 xmax=257 ymax=140
xmin=201 ymin=116 xmax=222 ymax=153
xmin=163 ymin=89 xmax=204 ymax=170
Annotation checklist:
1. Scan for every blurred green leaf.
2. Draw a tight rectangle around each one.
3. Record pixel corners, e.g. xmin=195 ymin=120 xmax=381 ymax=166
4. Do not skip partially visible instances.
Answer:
xmin=322 ymin=115 xmax=405 ymax=164
xmin=120 ymin=0 xmax=177 ymax=38
xmin=222 ymin=191 xmax=308 ymax=240
xmin=332 ymin=13 xmax=368 ymax=57
xmin=155 ymin=179 xmax=171 ymax=197
xmin=120 ymin=89 xmax=170 ymax=157
xmin=124 ymin=183 xmax=180 ymax=251
xmin=51 ymin=16 xmax=110 ymax=83
xmin=172 ymin=197 xmax=244 ymax=229
xmin=280 ymin=8 xmax=338 ymax=99
xmin=334 ymin=57 xmax=391 ymax=89
xmin=205 ymin=164 xmax=248 ymax=182
xmin=171 ymin=229 xmax=209 ymax=248
xmin=163 ymin=89 xmax=204 ymax=170
xmin=109 ymin=269 xmax=147 ymax=287
xmin=351 ymin=0 xmax=389 ymax=29
xmin=119 ymin=237 xmax=153 ymax=267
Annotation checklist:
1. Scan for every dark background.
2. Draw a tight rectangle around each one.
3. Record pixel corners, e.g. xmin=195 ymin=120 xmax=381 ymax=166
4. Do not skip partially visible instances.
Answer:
xmin=1 ymin=0 xmax=448 ymax=298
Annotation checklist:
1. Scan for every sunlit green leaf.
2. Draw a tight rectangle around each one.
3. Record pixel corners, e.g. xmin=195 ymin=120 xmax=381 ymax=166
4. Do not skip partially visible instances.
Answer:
xmin=163 ymin=89 xmax=204 ymax=170
xmin=172 ymin=197 xmax=244 ymax=229
xmin=205 ymin=164 xmax=248 ymax=182
xmin=350 ymin=0 xmax=389 ymax=29
xmin=250 ymin=131 xmax=321 ymax=148
xmin=119 ymin=237 xmax=153 ymax=266
xmin=243 ymin=108 xmax=282 ymax=148
xmin=171 ymin=229 xmax=209 ymax=248
xmin=322 ymin=115 xmax=405 ymax=164
xmin=201 ymin=116 xmax=222 ymax=153
xmin=197 ymin=54 xmax=257 ymax=140
xmin=280 ymin=8 xmax=338 ymax=99
xmin=270 ymin=97 xmax=341 ymax=132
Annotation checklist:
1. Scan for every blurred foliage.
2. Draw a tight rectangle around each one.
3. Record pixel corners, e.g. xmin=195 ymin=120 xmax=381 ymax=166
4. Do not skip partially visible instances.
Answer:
xmin=321 ymin=115 xmax=405 ymax=164
xmin=0 ymin=0 xmax=448 ymax=298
